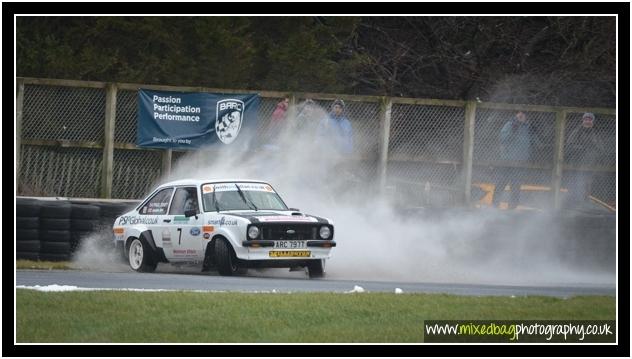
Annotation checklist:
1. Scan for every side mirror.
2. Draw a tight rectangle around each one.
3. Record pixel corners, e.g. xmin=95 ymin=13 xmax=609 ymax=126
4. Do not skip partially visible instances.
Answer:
xmin=185 ymin=209 xmax=197 ymax=218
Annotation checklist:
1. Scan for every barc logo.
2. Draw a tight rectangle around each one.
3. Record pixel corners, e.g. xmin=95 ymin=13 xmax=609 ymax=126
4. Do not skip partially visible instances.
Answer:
xmin=216 ymin=99 xmax=244 ymax=144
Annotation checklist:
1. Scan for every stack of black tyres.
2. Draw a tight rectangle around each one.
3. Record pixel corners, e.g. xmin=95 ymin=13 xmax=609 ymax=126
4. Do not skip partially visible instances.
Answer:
xmin=94 ymin=201 xmax=138 ymax=251
xmin=70 ymin=204 xmax=101 ymax=253
xmin=17 ymin=198 xmax=137 ymax=261
xmin=98 ymin=202 xmax=138 ymax=227
xmin=16 ymin=199 xmax=42 ymax=260
xmin=39 ymin=201 xmax=72 ymax=261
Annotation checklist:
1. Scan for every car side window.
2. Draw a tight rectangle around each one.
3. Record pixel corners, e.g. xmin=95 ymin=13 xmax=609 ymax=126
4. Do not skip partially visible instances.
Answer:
xmin=139 ymin=188 xmax=174 ymax=215
xmin=169 ymin=187 xmax=199 ymax=215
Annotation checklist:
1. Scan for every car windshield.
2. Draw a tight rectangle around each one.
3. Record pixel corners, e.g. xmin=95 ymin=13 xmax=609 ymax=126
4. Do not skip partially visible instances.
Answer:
xmin=201 ymin=182 xmax=288 ymax=212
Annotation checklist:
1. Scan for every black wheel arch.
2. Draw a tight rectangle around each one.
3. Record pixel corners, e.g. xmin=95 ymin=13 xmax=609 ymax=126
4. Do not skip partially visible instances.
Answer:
xmin=205 ymin=234 xmax=235 ymax=263
xmin=210 ymin=234 xmax=239 ymax=254
xmin=124 ymin=230 xmax=168 ymax=263
xmin=203 ymin=237 xmax=218 ymax=266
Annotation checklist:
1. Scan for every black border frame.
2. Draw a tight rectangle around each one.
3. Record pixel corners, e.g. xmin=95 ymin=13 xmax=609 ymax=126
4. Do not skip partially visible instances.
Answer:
xmin=6 ymin=2 xmax=629 ymax=357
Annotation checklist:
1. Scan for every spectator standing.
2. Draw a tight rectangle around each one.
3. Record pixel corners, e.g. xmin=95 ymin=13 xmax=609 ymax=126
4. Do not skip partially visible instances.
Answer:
xmin=296 ymin=99 xmax=318 ymax=132
xmin=271 ymin=97 xmax=289 ymax=123
xmin=315 ymin=98 xmax=354 ymax=155
xmin=264 ymin=97 xmax=290 ymax=146
xmin=564 ymin=112 xmax=605 ymax=205
xmin=492 ymin=111 xmax=538 ymax=209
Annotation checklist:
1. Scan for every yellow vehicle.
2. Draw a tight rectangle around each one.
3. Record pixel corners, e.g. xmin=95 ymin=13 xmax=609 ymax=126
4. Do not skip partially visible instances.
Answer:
xmin=472 ymin=183 xmax=616 ymax=212
xmin=389 ymin=178 xmax=614 ymax=213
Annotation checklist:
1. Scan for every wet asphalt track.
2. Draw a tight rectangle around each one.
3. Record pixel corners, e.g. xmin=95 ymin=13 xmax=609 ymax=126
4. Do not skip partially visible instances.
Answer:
xmin=15 ymin=269 xmax=615 ymax=297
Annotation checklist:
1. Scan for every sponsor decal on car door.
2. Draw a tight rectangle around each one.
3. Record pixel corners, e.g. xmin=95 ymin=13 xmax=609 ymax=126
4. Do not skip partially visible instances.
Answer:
xmin=165 ymin=187 xmax=205 ymax=261
xmin=165 ymin=215 xmax=205 ymax=261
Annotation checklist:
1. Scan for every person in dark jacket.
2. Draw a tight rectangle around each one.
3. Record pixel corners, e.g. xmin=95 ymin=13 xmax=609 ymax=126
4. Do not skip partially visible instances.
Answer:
xmin=492 ymin=111 xmax=538 ymax=209
xmin=564 ymin=112 xmax=605 ymax=204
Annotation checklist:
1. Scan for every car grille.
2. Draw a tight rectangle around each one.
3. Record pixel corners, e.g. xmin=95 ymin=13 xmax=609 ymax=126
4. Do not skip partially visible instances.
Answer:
xmin=260 ymin=224 xmax=317 ymax=241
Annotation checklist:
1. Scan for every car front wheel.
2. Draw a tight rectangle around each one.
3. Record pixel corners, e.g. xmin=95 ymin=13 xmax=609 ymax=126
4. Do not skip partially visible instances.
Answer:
xmin=307 ymin=259 xmax=325 ymax=279
xmin=128 ymin=238 xmax=157 ymax=273
xmin=215 ymin=239 xmax=241 ymax=276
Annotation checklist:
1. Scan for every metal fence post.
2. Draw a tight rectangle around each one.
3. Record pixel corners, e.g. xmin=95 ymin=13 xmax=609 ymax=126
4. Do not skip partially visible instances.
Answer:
xmin=101 ymin=83 xmax=117 ymax=198
xmin=552 ymin=109 xmax=567 ymax=209
xmin=16 ymin=78 xmax=25 ymax=188
xmin=462 ymin=101 xmax=476 ymax=206
xmin=162 ymin=149 xmax=172 ymax=178
xmin=288 ymin=93 xmax=297 ymax=122
xmin=377 ymin=97 xmax=392 ymax=191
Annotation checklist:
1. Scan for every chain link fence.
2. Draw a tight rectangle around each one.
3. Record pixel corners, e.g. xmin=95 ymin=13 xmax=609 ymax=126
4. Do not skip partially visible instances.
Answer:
xmin=562 ymin=112 xmax=617 ymax=207
xmin=114 ymin=89 xmax=138 ymax=144
xmin=22 ymin=84 xmax=105 ymax=142
xmin=472 ymin=108 xmax=556 ymax=209
xmin=111 ymin=149 xmax=162 ymax=199
xmin=16 ymin=78 xmax=617 ymax=212
xmin=387 ymin=103 xmax=465 ymax=207
xmin=18 ymin=145 xmax=103 ymax=198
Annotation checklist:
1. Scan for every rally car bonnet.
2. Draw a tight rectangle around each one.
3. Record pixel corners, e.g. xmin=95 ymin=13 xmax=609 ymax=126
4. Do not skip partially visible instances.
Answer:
xmin=222 ymin=211 xmax=330 ymax=224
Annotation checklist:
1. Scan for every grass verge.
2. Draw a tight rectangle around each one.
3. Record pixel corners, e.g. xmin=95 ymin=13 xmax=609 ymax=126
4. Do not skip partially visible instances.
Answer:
xmin=16 ymin=289 xmax=615 ymax=343
xmin=16 ymin=260 xmax=74 ymax=270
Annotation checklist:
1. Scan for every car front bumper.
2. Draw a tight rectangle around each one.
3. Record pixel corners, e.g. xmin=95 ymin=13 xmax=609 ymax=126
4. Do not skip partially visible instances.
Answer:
xmin=242 ymin=240 xmax=336 ymax=248
xmin=236 ymin=240 xmax=335 ymax=261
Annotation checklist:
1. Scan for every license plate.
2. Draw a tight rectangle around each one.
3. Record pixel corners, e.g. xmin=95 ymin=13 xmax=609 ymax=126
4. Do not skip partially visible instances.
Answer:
xmin=273 ymin=240 xmax=306 ymax=249
xmin=269 ymin=250 xmax=311 ymax=257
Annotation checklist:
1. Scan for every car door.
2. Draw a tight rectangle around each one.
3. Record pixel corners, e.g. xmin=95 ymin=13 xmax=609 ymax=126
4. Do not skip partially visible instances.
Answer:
xmin=165 ymin=186 xmax=205 ymax=262
xmin=137 ymin=187 xmax=175 ymax=258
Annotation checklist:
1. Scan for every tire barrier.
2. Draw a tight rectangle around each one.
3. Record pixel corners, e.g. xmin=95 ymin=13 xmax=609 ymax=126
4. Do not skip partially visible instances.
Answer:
xmin=39 ymin=201 xmax=72 ymax=219
xmin=97 ymin=202 xmax=135 ymax=225
xmin=16 ymin=197 xmax=137 ymax=261
xmin=70 ymin=204 xmax=101 ymax=252
xmin=16 ymin=240 xmax=41 ymax=252
xmin=17 ymin=199 xmax=41 ymax=217
xmin=16 ymin=198 xmax=41 ymax=260
xmin=71 ymin=231 xmax=93 ymax=253
xmin=71 ymin=204 xmax=100 ymax=219
xmin=16 ymin=199 xmax=103 ymax=261
xmin=16 ymin=252 xmax=40 ymax=261
xmin=40 ymin=229 xmax=72 ymax=242
xmin=40 ymin=218 xmax=71 ymax=230
xmin=39 ymin=201 xmax=72 ymax=261
xmin=93 ymin=202 xmax=138 ymax=251
xmin=16 ymin=228 xmax=39 ymax=242
xmin=16 ymin=217 xmax=39 ymax=228
xmin=71 ymin=219 xmax=98 ymax=232
xmin=41 ymin=241 xmax=72 ymax=254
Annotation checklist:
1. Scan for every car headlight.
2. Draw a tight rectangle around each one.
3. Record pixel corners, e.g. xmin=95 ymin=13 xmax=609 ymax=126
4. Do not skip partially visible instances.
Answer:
xmin=248 ymin=226 xmax=260 ymax=239
xmin=319 ymin=226 xmax=331 ymax=239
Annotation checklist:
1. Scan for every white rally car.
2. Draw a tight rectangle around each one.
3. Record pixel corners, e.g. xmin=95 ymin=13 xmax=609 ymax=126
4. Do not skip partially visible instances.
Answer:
xmin=113 ymin=179 xmax=335 ymax=278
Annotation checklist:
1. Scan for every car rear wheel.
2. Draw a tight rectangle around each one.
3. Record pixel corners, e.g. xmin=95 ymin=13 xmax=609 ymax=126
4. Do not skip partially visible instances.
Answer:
xmin=215 ymin=239 xmax=241 ymax=276
xmin=128 ymin=238 xmax=157 ymax=273
xmin=307 ymin=259 xmax=325 ymax=279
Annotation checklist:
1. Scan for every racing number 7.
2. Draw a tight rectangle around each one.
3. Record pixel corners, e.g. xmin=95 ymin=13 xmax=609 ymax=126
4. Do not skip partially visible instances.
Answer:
xmin=177 ymin=228 xmax=182 ymax=245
